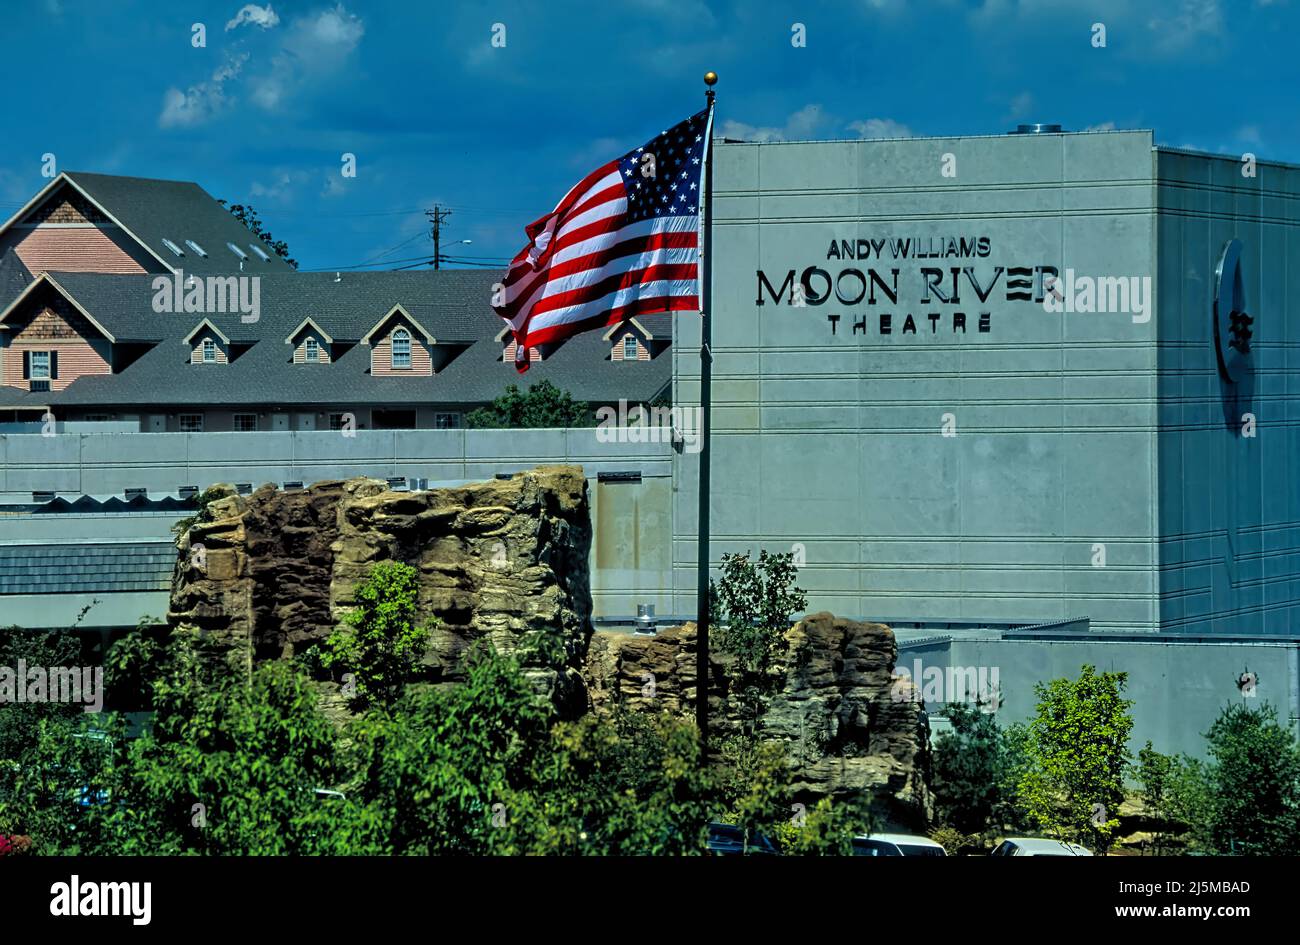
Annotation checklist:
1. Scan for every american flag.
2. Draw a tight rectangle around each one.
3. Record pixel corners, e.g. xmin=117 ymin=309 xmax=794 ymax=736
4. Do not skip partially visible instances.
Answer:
xmin=493 ymin=109 xmax=711 ymax=372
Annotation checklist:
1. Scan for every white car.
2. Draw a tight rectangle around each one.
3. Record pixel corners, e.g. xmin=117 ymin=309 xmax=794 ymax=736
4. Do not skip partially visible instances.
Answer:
xmin=990 ymin=837 xmax=1093 ymax=856
xmin=851 ymin=833 xmax=948 ymax=856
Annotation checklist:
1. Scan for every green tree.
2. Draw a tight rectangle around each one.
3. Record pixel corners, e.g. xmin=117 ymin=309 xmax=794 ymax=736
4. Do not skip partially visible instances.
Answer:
xmin=0 ymin=713 xmax=125 ymax=855
xmin=110 ymin=660 xmax=349 ymax=855
xmin=521 ymin=709 xmax=716 ymax=855
xmin=775 ymin=797 xmax=863 ymax=855
xmin=1017 ymin=664 xmax=1134 ymax=852
xmin=218 ymin=201 xmax=297 ymax=269
xmin=710 ymin=549 xmax=806 ymax=678
xmin=0 ymin=627 xmax=83 ymax=763
xmin=1164 ymin=754 xmax=1215 ymax=853
xmin=319 ymin=561 xmax=435 ymax=710
xmin=465 ymin=380 xmax=592 ymax=428
xmin=710 ymin=550 xmax=807 ymax=733
xmin=1135 ymin=741 xmax=1184 ymax=854
xmin=344 ymin=645 xmax=556 ymax=854
xmin=2 ymin=626 xmax=351 ymax=855
xmin=1204 ymin=702 xmax=1300 ymax=855
xmin=932 ymin=699 xmax=1018 ymax=836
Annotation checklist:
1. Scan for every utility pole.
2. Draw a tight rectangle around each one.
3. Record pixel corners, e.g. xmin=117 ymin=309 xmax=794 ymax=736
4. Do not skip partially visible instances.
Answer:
xmin=426 ymin=205 xmax=452 ymax=269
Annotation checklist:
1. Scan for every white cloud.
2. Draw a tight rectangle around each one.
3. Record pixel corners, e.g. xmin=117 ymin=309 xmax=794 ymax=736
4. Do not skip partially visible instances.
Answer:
xmin=1004 ymin=91 xmax=1035 ymax=122
xmin=226 ymin=4 xmax=280 ymax=31
xmin=248 ymin=168 xmax=318 ymax=204
xmin=248 ymin=3 xmax=365 ymax=111
xmin=847 ymin=118 xmax=914 ymax=139
xmin=720 ymin=105 xmax=829 ymax=142
xmin=159 ymin=53 xmax=249 ymax=128
xmin=1147 ymin=0 xmax=1223 ymax=53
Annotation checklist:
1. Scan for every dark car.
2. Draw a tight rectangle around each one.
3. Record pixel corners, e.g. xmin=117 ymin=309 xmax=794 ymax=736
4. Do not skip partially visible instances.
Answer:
xmin=706 ymin=822 xmax=780 ymax=856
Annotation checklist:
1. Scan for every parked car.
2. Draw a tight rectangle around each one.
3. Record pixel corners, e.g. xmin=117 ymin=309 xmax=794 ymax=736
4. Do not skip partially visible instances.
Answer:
xmin=706 ymin=822 xmax=779 ymax=855
xmin=989 ymin=837 xmax=1093 ymax=856
xmin=851 ymin=833 xmax=948 ymax=856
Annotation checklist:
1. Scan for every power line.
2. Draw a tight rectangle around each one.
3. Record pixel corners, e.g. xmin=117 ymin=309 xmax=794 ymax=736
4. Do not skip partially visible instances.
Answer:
xmin=300 ymin=254 xmax=436 ymax=272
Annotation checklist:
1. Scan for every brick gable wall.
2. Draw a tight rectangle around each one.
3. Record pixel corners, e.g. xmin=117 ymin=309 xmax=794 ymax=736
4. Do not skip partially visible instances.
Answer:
xmin=1 ymin=226 xmax=153 ymax=276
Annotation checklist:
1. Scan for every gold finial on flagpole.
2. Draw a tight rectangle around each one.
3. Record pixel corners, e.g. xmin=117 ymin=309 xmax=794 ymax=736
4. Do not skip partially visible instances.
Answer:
xmin=703 ymin=71 xmax=717 ymax=85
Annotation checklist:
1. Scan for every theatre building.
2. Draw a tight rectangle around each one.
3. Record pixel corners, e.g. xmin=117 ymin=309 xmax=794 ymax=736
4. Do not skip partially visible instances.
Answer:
xmin=674 ymin=126 xmax=1299 ymax=638
xmin=665 ymin=127 xmax=1300 ymax=749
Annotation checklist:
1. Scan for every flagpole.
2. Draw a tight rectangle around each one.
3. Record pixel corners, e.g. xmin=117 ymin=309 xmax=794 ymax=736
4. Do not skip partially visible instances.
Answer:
xmin=695 ymin=71 xmax=717 ymax=753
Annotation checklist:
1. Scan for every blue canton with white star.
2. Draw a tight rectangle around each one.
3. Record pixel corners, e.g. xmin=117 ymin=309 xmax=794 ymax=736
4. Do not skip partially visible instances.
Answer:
xmin=619 ymin=109 xmax=708 ymax=222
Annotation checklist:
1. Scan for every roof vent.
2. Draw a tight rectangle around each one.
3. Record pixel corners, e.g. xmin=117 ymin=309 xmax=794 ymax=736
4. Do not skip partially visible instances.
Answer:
xmin=185 ymin=240 xmax=208 ymax=257
xmin=249 ymin=244 xmax=271 ymax=262
xmin=1009 ymin=123 xmax=1064 ymax=134
xmin=635 ymin=604 xmax=656 ymax=634
xmin=162 ymin=238 xmax=184 ymax=257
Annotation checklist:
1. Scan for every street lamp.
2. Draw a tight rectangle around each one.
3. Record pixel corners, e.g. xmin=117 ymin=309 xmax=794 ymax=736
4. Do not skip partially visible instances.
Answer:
xmin=435 ymin=238 xmax=472 ymax=269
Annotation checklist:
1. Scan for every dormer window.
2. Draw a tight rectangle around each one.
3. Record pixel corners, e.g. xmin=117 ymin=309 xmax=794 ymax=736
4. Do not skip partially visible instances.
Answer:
xmin=202 ymin=338 xmax=216 ymax=363
xmin=391 ymin=329 xmax=411 ymax=370
xmin=623 ymin=335 xmax=638 ymax=360
xmin=305 ymin=337 xmax=320 ymax=363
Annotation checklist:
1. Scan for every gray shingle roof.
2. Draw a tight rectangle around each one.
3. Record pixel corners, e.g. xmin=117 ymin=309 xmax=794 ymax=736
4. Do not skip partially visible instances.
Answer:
xmin=0 ymin=248 xmax=32 ymax=312
xmin=43 ymin=269 xmax=501 ymax=343
xmin=2 ymin=268 xmax=671 ymax=410
xmin=63 ymin=172 xmax=296 ymax=275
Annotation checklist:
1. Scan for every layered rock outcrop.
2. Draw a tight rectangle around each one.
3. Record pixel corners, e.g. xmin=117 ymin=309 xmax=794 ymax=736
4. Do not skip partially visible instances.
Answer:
xmin=169 ymin=466 xmax=592 ymax=698
xmin=584 ymin=614 xmax=933 ymax=828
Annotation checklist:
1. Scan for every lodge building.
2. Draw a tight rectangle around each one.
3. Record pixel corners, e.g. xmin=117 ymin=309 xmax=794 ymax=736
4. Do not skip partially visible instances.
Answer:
xmin=0 ymin=172 xmax=670 ymax=430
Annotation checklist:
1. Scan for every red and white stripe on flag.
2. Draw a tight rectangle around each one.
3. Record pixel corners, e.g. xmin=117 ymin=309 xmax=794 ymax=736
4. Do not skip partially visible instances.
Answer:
xmin=493 ymin=109 xmax=710 ymax=372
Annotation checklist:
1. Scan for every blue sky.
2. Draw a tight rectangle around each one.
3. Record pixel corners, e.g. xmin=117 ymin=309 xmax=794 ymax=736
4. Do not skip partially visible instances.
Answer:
xmin=1 ymin=0 xmax=1295 ymax=271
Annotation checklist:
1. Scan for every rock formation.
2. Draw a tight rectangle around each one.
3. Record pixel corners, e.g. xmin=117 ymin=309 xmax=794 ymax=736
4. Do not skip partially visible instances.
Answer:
xmin=169 ymin=466 xmax=592 ymax=706
xmin=168 ymin=467 xmax=929 ymax=821
xmin=584 ymin=614 xmax=932 ymax=829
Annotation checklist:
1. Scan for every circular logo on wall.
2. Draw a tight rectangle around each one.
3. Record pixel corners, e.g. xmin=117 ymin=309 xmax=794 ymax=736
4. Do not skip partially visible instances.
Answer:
xmin=1213 ymin=238 xmax=1253 ymax=384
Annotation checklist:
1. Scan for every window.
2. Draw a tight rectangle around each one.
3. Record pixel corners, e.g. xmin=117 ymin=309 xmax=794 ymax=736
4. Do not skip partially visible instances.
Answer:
xmin=233 ymin=414 xmax=258 ymax=432
xmin=185 ymin=240 xmax=208 ymax=257
xmin=435 ymin=412 xmax=461 ymax=429
xmin=304 ymin=337 xmax=320 ymax=363
xmin=391 ymin=329 xmax=411 ymax=369
xmin=202 ymin=338 xmax=216 ymax=363
xmin=29 ymin=350 xmax=51 ymax=379
xmin=623 ymin=335 xmax=638 ymax=360
xmin=179 ymin=414 xmax=204 ymax=432
xmin=328 ymin=413 xmax=351 ymax=431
